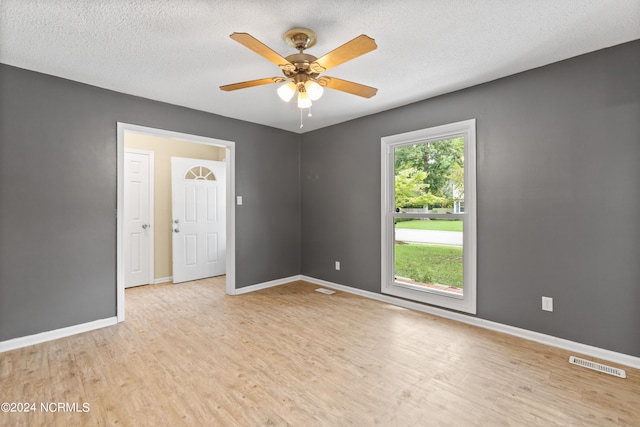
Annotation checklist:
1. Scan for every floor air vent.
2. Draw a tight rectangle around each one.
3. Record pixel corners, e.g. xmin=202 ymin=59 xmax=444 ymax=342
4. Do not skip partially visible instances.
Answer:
xmin=569 ymin=356 xmax=626 ymax=379
xmin=315 ymin=288 xmax=335 ymax=295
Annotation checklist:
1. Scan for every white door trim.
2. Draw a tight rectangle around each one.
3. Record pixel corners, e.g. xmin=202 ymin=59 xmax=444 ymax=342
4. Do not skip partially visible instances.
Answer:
xmin=117 ymin=123 xmax=236 ymax=322
xmin=124 ymin=148 xmax=155 ymax=288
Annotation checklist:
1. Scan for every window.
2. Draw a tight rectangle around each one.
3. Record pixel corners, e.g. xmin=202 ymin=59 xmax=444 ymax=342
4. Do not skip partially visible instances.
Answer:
xmin=185 ymin=166 xmax=216 ymax=181
xmin=381 ymin=119 xmax=477 ymax=314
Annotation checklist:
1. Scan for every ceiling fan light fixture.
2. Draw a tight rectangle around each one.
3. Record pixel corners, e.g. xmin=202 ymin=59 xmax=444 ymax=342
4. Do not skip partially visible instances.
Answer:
xmin=277 ymin=81 xmax=297 ymax=102
xmin=222 ymin=29 xmax=378 ymax=121
xmin=297 ymin=91 xmax=312 ymax=109
xmin=305 ymin=80 xmax=324 ymax=101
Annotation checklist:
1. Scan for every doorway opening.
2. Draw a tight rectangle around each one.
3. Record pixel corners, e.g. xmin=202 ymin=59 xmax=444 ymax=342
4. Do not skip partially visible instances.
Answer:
xmin=117 ymin=123 xmax=236 ymax=322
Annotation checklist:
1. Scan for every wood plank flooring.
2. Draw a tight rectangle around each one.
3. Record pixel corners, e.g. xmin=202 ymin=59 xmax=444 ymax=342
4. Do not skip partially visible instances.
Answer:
xmin=1 ymin=278 xmax=639 ymax=426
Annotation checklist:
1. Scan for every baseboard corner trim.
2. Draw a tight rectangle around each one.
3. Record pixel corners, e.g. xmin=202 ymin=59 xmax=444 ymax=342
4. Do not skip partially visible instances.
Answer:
xmin=229 ymin=275 xmax=303 ymax=296
xmin=299 ymin=275 xmax=640 ymax=370
xmin=154 ymin=276 xmax=173 ymax=284
xmin=0 ymin=317 xmax=118 ymax=353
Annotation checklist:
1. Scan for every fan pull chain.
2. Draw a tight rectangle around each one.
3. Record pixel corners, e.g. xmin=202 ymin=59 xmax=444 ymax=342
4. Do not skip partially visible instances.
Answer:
xmin=299 ymin=107 xmax=313 ymax=128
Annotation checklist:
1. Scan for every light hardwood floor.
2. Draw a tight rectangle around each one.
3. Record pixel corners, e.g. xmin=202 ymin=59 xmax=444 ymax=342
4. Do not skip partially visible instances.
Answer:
xmin=1 ymin=278 xmax=639 ymax=426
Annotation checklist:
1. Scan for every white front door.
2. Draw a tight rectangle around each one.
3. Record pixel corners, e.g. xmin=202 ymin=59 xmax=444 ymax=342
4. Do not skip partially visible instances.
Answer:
xmin=124 ymin=150 xmax=154 ymax=288
xmin=171 ymin=157 xmax=226 ymax=283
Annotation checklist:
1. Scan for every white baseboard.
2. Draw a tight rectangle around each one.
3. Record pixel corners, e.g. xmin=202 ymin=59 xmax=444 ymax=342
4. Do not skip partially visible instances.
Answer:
xmin=5 ymin=277 xmax=638 ymax=371
xmin=300 ymin=275 xmax=640 ymax=370
xmin=0 ymin=317 xmax=118 ymax=353
xmin=229 ymin=275 xmax=303 ymax=295
xmin=154 ymin=276 xmax=172 ymax=284
xmin=0 ymin=274 xmax=301 ymax=353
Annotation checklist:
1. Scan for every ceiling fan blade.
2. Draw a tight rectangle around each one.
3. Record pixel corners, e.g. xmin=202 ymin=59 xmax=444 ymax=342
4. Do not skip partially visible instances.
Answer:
xmin=312 ymin=35 xmax=377 ymax=72
xmin=229 ymin=32 xmax=294 ymax=70
xmin=220 ymin=77 xmax=285 ymax=91
xmin=319 ymin=77 xmax=378 ymax=98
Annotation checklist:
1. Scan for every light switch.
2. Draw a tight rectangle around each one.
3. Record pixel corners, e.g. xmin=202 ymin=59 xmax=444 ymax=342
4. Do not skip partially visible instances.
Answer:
xmin=237 ymin=196 xmax=243 ymax=205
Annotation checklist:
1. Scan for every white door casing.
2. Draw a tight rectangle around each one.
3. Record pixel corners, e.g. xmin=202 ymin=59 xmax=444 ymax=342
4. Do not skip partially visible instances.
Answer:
xmin=124 ymin=149 xmax=154 ymax=288
xmin=171 ymin=157 xmax=226 ymax=283
xmin=117 ymin=123 xmax=236 ymax=323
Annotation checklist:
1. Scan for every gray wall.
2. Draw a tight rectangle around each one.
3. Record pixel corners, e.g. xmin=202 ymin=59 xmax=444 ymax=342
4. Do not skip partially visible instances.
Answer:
xmin=301 ymin=40 xmax=640 ymax=357
xmin=2 ymin=40 xmax=639 ymax=358
xmin=0 ymin=64 xmax=301 ymax=341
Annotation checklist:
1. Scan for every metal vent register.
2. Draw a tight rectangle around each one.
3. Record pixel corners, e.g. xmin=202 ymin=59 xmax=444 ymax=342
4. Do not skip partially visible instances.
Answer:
xmin=569 ymin=356 xmax=626 ymax=379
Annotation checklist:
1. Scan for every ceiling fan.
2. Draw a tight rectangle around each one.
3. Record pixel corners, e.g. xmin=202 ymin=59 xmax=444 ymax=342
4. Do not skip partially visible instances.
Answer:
xmin=220 ymin=28 xmax=378 ymax=110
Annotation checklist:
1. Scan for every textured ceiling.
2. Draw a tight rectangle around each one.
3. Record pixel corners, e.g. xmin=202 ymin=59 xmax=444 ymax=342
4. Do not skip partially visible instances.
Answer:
xmin=1 ymin=1 xmax=639 ymax=133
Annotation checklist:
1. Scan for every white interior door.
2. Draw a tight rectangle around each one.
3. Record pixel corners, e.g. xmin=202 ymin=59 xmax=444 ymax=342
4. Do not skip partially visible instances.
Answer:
xmin=171 ymin=157 xmax=226 ymax=283
xmin=124 ymin=150 xmax=154 ymax=288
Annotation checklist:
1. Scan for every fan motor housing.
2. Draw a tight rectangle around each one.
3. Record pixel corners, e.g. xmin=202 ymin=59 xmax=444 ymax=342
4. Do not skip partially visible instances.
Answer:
xmin=283 ymin=53 xmax=320 ymax=78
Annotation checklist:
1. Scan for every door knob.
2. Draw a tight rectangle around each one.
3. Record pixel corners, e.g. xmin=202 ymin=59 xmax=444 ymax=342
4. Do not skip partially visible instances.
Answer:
xmin=174 ymin=228 xmax=180 ymax=233
xmin=142 ymin=224 xmax=149 ymax=229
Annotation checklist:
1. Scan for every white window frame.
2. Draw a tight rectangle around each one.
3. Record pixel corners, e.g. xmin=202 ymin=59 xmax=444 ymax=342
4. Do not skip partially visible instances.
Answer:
xmin=381 ymin=119 xmax=477 ymax=314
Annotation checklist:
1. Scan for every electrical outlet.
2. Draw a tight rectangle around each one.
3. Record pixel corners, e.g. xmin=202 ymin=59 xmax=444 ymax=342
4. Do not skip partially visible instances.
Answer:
xmin=335 ymin=261 xmax=341 ymax=271
xmin=542 ymin=296 xmax=553 ymax=312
